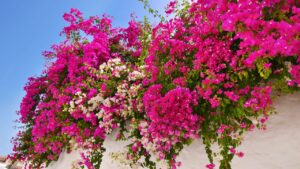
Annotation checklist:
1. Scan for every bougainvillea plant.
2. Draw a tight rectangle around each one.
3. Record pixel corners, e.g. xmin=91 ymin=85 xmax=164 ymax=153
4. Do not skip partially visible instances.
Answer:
xmin=9 ymin=0 xmax=300 ymax=169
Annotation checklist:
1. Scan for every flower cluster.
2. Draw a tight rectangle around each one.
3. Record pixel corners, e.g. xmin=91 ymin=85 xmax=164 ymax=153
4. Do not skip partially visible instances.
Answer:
xmin=140 ymin=86 xmax=199 ymax=168
xmin=142 ymin=0 xmax=300 ymax=167
xmin=10 ymin=1 xmax=300 ymax=169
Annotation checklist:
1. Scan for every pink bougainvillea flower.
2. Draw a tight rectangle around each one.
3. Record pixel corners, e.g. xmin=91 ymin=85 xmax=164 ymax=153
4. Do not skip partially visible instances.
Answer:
xmin=236 ymin=152 xmax=244 ymax=158
xmin=206 ymin=163 xmax=216 ymax=169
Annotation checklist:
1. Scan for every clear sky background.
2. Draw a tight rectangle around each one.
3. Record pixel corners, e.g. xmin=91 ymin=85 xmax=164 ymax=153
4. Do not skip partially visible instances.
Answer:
xmin=0 ymin=0 xmax=169 ymax=155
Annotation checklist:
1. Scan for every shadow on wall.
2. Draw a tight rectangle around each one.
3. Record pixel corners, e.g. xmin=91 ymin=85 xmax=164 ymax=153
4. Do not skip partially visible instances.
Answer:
xmin=0 ymin=156 xmax=6 ymax=163
xmin=0 ymin=156 xmax=22 ymax=169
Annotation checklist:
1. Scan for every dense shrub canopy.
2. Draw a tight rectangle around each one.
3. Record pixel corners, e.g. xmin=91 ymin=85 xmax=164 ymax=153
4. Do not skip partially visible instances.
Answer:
xmin=10 ymin=0 xmax=300 ymax=169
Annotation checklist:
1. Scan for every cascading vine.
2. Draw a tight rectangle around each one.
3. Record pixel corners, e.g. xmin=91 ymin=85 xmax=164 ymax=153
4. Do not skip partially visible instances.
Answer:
xmin=9 ymin=1 xmax=300 ymax=169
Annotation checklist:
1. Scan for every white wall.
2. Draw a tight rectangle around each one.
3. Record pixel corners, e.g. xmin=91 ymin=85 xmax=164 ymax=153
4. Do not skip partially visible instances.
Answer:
xmin=46 ymin=93 xmax=300 ymax=169
xmin=0 ymin=163 xmax=6 ymax=169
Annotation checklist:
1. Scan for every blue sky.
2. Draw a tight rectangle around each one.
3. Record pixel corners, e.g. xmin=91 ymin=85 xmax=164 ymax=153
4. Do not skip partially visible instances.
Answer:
xmin=0 ymin=0 xmax=169 ymax=155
